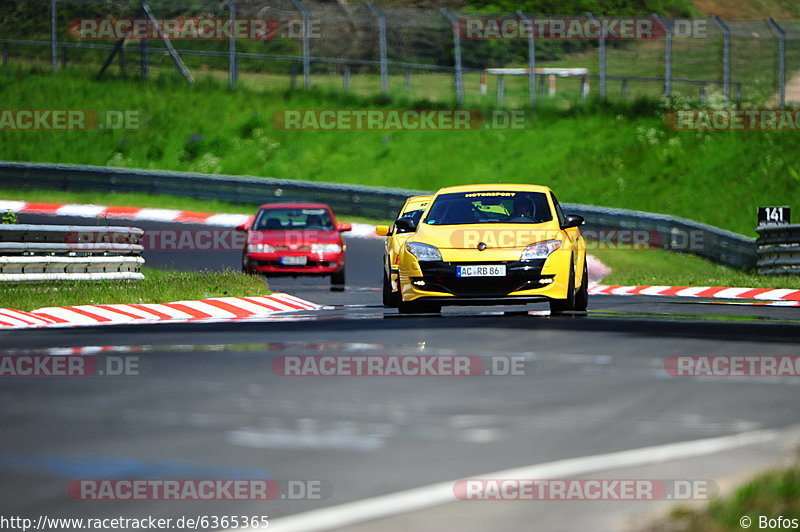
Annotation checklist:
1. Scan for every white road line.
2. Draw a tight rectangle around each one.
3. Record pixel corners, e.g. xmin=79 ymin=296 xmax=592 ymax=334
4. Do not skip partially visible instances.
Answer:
xmin=713 ymin=287 xmax=753 ymax=299
xmin=250 ymin=429 xmax=777 ymax=532
xmin=55 ymin=204 xmax=107 ymax=217
xmin=28 ymin=307 xmax=103 ymax=325
xmin=205 ymin=214 xmax=250 ymax=226
xmin=165 ymin=301 xmax=238 ymax=319
xmin=0 ymin=311 xmax=36 ymax=327
xmin=140 ymin=304 xmax=197 ymax=320
xmin=638 ymin=285 xmax=671 ymax=296
xmin=69 ymin=305 xmax=141 ymax=322
xmin=610 ymin=285 xmax=636 ymax=295
xmin=754 ymin=288 xmax=798 ymax=300
xmin=270 ymin=293 xmax=323 ymax=310
xmin=100 ymin=304 xmax=161 ymax=321
xmin=0 ymin=200 xmax=27 ymax=212
xmin=676 ymin=286 xmax=711 ymax=297
xmin=133 ymin=208 xmax=183 ymax=221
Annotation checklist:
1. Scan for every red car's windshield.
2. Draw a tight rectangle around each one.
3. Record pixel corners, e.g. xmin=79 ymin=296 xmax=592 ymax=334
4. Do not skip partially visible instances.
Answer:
xmin=253 ymin=207 xmax=334 ymax=230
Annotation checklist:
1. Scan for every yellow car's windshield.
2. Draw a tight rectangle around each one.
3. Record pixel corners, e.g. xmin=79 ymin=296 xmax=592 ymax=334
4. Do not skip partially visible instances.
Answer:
xmin=424 ymin=191 xmax=552 ymax=226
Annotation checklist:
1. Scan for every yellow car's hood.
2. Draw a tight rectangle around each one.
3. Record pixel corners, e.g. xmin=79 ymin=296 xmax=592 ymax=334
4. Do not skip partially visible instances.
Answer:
xmin=411 ymin=221 xmax=563 ymax=261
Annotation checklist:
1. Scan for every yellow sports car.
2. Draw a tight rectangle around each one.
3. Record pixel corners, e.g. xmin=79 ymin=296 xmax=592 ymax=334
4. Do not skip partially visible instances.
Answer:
xmin=376 ymin=195 xmax=432 ymax=307
xmin=393 ymin=184 xmax=587 ymax=314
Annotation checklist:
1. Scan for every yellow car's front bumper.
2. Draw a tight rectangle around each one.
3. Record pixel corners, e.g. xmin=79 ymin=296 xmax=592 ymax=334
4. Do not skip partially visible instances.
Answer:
xmin=398 ymin=248 xmax=575 ymax=304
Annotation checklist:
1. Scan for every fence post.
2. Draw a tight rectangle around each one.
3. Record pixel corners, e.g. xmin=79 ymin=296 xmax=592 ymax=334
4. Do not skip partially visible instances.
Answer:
xmin=405 ymin=68 xmax=411 ymax=90
xmin=588 ymin=13 xmax=606 ymax=98
xmin=140 ymin=37 xmax=148 ymax=79
xmin=141 ymin=1 xmax=194 ymax=84
xmin=51 ymin=0 xmax=58 ymax=73
xmin=140 ymin=1 xmax=148 ymax=79
xmin=621 ymin=78 xmax=628 ymax=99
xmin=368 ymin=3 xmax=388 ymax=93
xmin=516 ymin=10 xmax=536 ymax=105
xmin=226 ymin=0 xmax=238 ymax=88
xmin=766 ymin=18 xmax=785 ymax=107
xmin=3 ymin=43 xmax=9 ymax=68
xmin=343 ymin=64 xmax=350 ymax=90
xmin=711 ymin=15 xmax=730 ymax=103
xmin=441 ymin=9 xmax=464 ymax=105
xmin=654 ymin=14 xmax=672 ymax=99
xmin=497 ymin=74 xmax=504 ymax=106
xmin=291 ymin=0 xmax=311 ymax=89
xmin=699 ymin=82 xmax=707 ymax=105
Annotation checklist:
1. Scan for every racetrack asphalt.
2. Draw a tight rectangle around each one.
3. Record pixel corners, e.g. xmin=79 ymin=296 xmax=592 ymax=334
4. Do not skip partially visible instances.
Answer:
xmin=1 ymin=213 xmax=799 ymax=531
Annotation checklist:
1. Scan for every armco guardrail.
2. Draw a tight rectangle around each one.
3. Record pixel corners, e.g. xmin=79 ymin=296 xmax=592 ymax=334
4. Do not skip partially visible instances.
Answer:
xmin=0 ymin=161 xmax=757 ymax=270
xmin=0 ymin=224 xmax=145 ymax=281
xmin=0 ymin=161 xmax=419 ymax=222
xmin=563 ymin=204 xmax=757 ymax=271
xmin=756 ymin=224 xmax=800 ymax=275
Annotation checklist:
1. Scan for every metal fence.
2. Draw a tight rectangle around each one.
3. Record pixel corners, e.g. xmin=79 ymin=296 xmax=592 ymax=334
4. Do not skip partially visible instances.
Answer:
xmin=1 ymin=0 xmax=798 ymax=106
xmin=0 ymin=223 xmax=145 ymax=281
xmin=0 ymin=161 xmax=758 ymax=270
xmin=756 ymin=224 xmax=800 ymax=275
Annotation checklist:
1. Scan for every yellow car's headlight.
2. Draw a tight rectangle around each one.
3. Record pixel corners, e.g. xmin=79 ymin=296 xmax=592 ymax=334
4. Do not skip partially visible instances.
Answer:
xmin=521 ymin=239 xmax=562 ymax=261
xmin=406 ymin=242 xmax=442 ymax=261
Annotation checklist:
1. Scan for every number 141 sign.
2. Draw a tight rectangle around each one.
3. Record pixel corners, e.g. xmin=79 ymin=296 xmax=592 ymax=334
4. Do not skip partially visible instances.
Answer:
xmin=758 ymin=206 xmax=791 ymax=225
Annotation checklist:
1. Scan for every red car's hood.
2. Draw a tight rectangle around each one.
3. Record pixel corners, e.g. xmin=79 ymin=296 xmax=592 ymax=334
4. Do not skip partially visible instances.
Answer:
xmin=248 ymin=229 xmax=342 ymax=247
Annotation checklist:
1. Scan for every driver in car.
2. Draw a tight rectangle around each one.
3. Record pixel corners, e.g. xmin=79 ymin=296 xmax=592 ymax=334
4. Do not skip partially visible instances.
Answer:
xmin=507 ymin=195 xmax=537 ymax=222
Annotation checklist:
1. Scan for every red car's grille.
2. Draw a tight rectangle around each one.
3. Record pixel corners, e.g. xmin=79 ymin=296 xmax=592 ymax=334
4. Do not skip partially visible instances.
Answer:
xmin=274 ymin=245 xmax=311 ymax=251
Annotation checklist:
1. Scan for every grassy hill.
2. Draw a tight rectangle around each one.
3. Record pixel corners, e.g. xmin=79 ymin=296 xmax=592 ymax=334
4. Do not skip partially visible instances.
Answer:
xmin=690 ymin=0 xmax=800 ymax=18
xmin=1 ymin=67 xmax=798 ymax=237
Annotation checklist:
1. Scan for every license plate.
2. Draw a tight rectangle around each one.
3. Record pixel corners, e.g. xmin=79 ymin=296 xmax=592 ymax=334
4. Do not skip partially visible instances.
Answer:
xmin=456 ymin=265 xmax=506 ymax=277
xmin=280 ymin=256 xmax=308 ymax=266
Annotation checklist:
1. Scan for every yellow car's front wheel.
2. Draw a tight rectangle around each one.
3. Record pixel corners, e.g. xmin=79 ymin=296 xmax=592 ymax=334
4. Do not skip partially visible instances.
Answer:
xmin=382 ymin=269 xmax=400 ymax=308
xmin=575 ymin=261 xmax=589 ymax=311
xmin=549 ymin=260 xmax=588 ymax=314
xmin=397 ymin=281 xmax=442 ymax=314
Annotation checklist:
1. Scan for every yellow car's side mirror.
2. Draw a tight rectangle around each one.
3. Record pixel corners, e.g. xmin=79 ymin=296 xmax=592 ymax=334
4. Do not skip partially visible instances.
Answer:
xmin=375 ymin=225 xmax=390 ymax=237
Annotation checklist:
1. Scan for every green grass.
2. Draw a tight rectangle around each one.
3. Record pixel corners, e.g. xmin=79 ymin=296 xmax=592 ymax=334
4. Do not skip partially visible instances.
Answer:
xmin=0 ymin=188 xmax=258 ymax=215
xmin=2 ymin=68 xmax=799 ymax=238
xmin=664 ymin=464 xmax=800 ymax=532
xmin=0 ymin=268 xmax=270 ymax=312
xmin=0 ymin=188 xmax=392 ymax=226
xmin=593 ymin=247 xmax=800 ymax=289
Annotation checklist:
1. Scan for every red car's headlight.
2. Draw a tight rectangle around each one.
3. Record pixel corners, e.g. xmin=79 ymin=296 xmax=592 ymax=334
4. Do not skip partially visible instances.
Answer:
xmin=248 ymin=243 xmax=276 ymax=253
xmin=311 ymin=244 xmax=342 ymax=254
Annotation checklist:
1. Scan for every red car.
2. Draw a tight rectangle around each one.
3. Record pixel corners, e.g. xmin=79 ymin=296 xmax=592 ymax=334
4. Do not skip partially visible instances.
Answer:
xmin=237 ymin=203 xmax=351 ymax=286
